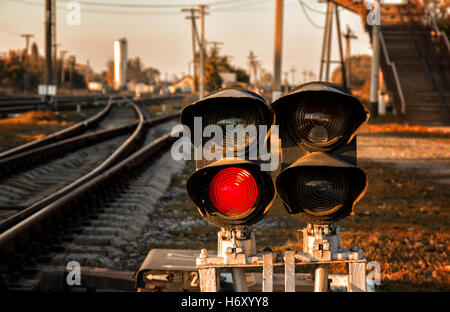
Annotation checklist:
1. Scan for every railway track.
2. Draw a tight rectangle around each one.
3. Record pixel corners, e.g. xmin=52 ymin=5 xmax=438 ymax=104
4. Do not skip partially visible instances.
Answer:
xmin=0 ymin=96 xmax=183 ymax=291
xmin=0 ymin=96 xmax=113 ymax=160
xmin=0 ymin=95 xmax=111 ymax=115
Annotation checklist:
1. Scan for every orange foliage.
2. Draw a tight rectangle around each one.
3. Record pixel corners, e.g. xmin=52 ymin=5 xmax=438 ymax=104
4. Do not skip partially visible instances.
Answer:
xmin=364 ymin=123 xmax=450 ymax=135
xmin=0 ymin=111 xmax=66 ymax=126
xmin=17 ymin=133 xmax=46 ymax=141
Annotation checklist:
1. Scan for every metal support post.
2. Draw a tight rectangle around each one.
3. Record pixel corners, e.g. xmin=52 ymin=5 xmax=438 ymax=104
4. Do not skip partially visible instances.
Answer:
xmin=335 ymin=4 xmax=347 ymax=89
xmin=198 ymin=5 xmax=208 ymax=99
xmin=284 ymin=250 xmax=295 ymax=292
xmin=370 ymin=1 xmax=380 ymax=118
xmin=232 ymin=268 xmax=248 ymax=292
xmin=348 ymin=262 xmax=367 ymax=292
xmin=262 ymin=253 xmax=274 ymax=292
xmin=272 ymin=0 xmax=284 ymax=101
xmin=314 ymin=264 xmax=329 ymax=292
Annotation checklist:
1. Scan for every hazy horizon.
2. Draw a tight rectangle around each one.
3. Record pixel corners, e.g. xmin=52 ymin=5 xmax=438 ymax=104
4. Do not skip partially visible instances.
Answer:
xmin=0 ymin=0 xmax=372 ymax=82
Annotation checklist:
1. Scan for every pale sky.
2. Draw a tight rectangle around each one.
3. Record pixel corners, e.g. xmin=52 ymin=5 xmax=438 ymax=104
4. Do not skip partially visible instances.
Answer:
xmin=0 ymin=0 xmax=372 ymax=83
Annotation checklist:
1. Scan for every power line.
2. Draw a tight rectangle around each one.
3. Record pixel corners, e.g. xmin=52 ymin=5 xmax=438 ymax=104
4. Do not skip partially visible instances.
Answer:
xmin=0 ymin=18 xmax=21 ymax=36
xmin=57 ymin=0 xmax=255 ymax=9
xmin=297 ymin=0 xmax=324 ymax=29
xmin=5 ymin=0 xmax=180 ymax=15
xmin=298 ymin=0 xmax=325 ymax=14
xmin=214 ymin=0 xmax=271 ymax=11
xmin=6 ymin=0 xmax=268 ymax=16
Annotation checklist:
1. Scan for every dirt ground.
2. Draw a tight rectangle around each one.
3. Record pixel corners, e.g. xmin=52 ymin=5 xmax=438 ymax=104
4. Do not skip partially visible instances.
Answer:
xmin=358 ymin=127 xmax=450 ymax=185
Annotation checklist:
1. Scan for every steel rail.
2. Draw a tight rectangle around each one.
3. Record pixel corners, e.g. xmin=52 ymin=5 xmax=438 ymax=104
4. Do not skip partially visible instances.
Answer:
xmin=0 ymin=111 xmax=180 ymax=236
xmin=0 ymin=102 xmax=144 ymax=234
xmin=0 ymin=130 xmax=177 ymax=250
xmin=0 ymin=112 xmax=180 ymax=177
xmin=0 ymin=96 xmax=113 ymax=160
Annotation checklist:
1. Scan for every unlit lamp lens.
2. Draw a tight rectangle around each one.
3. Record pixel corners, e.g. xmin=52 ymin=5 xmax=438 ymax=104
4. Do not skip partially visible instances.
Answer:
xmin=293 ymin=95 xmax=349 ymax=148
xmin=205 ymin=104 xmax=260 ymax=152
xmin=294 ymin=168 xmax=349 ymax=215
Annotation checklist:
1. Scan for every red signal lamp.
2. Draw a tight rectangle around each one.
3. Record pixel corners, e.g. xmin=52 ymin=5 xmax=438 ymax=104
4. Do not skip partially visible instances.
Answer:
xmin=209 ymin=167 xmax=258 ymax=217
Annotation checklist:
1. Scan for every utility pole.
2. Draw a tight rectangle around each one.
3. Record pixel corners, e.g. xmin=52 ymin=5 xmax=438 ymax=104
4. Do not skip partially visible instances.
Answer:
xmin=334 ymin=5 xmax=347 ymax=89
xmin=319 ymin=1 xmax=333 ymax=82
xmin=303 ymin=69 xmax=308 ymax=83
xmin=182 ymin=8 xmax=200 ymax=93
xmin=248 ymin=51 xmax=259 ymax=88
xmin=283 ymin=71 xmax=289 ymax=92
xmin=199 ymin=4 xmax=209 ymax=99
xmin=68 ymin=55 xmax=75 ymax=89
xmin=21 ymin=34 xmax=34 ymax=93
xmin=369 ymin=0 xmax=380 ymax=119
xmin=51 ymin=0 xmax=57 ymax=87
xmin=60 ymin=50 xmax=68 ymax=86
xmin=272 ymin=0 xmax=284 ymax=101
xmin=290 ymin=66 xmax=296 ymax=87
xmin=207 ymin=40 xmax=224 ymax=53
xmin=21 ymin=34 xmax=34 ymax=55
xmin=343 ymin=26 xmax=357 ymax=89
xmin=85 ymin=59 xmax=91 ymax=85
xmin=45 ymin=0 xmax=52 ymax=90
xmin=53 ymin=43 xmax=60 ymax=86
xmin=325 ymin=1 xmax=334 ymax=82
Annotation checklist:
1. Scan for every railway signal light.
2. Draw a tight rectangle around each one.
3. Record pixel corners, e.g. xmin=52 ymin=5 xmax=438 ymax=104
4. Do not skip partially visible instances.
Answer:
xmin=180 ymin=88 xmax=276 ymax=228
xmin=271 ymin=82 xmax=369 ymax=224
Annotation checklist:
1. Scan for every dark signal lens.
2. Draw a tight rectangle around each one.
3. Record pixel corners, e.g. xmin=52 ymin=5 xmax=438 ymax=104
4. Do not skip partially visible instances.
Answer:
xmin=205 ymin=103 xmax=262 ymax=152
xmin=289 ymin=95 xmax=349 ymax=148
xmin=294 ymin=167 xmax=349 ymax=215
xmin=209 ymin=167 xmax=258 ymax=216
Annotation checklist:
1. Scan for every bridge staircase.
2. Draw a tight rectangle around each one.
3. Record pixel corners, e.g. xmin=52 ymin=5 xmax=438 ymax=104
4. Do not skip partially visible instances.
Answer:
xmin=331 ymin=0 xmax=449 ymax=125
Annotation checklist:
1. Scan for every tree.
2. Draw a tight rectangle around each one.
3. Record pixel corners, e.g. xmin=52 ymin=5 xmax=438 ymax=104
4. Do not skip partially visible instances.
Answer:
xmin=203 ymin=46 xmax=250 ymax=92
xmin=331 ymin=54 xmax=371 ymax=90
xmin=331 ymin=54 xmax=371 ymax=103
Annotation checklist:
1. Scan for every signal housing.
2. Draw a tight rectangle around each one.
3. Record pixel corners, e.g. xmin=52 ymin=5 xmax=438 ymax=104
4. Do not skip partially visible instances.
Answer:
xmin=272 ymin=82 xmax=369 ymax=224
xmin=181 ymin=88 xmax=276 ymax=228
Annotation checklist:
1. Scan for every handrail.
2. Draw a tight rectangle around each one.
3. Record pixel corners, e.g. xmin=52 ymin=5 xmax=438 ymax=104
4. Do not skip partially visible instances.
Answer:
xmin=379 ymin=31 xmax=406 ymax=114
xmin=398 ymin=4 xmax=449 ymax=124
xmin=425 ymin=6 xmax=450 ymax=56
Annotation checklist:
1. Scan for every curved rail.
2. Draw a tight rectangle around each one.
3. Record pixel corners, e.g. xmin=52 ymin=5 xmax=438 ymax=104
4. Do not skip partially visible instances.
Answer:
xmin=0 ymin=103 xmax=145 ymax=234
xmin=0 ymin=128 xmax=178 ymax=250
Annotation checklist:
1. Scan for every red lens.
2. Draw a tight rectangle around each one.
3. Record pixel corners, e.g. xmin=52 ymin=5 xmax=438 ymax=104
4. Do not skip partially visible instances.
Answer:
xmin=209 ymin=167 xmax=258 ymax=216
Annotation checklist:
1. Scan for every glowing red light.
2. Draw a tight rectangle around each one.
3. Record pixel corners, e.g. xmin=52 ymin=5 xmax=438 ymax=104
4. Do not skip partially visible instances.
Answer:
xmin=209 ymin=167 xmax=258 ymax=216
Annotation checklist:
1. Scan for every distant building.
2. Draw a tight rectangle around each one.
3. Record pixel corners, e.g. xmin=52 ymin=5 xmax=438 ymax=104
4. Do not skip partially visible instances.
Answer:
xmin=168 ymin=75 xmax=194 ymax=94
xmin=113 ymin=38 xmax=127 ymax=90
xmin=219 ymin=72 xmax=237 ymax=84
xmin=88 ymin=81 xmax=103 ymax=91
xmin=128 ymin=82 xmax=155 ymax=96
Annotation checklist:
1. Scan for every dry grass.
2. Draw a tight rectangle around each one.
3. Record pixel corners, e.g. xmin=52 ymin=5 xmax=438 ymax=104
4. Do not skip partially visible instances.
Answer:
xmin=363 ymin=123 xmax=450 ymax=138
xmin=0 ymin=108 xmax=102 ymax=152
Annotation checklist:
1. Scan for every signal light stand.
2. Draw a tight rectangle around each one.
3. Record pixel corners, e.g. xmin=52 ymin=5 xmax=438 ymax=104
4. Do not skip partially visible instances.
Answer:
xmin=196 ymin=224 xmax=368 ymax=292
xmin=298 ymin=223 xmax=367 ymax=292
